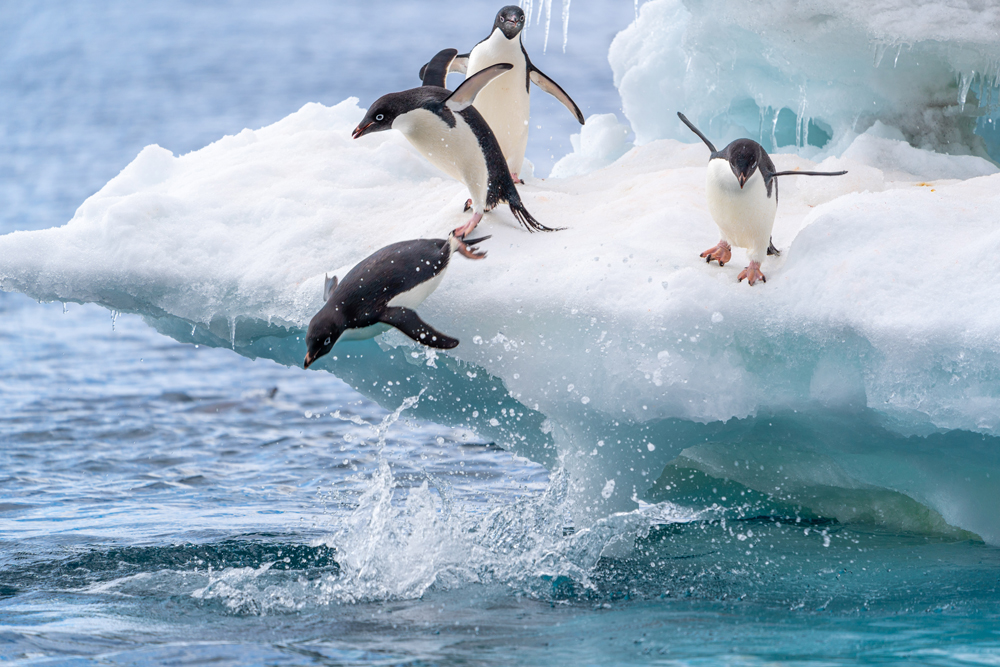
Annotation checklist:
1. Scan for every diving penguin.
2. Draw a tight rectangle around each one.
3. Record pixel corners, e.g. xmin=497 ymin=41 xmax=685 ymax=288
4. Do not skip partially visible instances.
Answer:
xmin=419 ymin=5 xmax=585 ymax=183
xmin=677 ymin=112 xmax=847 ymax=285
xmin=303 ymin=234 xmax=489 ymax=369
xmin=354 ymin=48 xmax=557 ymax=238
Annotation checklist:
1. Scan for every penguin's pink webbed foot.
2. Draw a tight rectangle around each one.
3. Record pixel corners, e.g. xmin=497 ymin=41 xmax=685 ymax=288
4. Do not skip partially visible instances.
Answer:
xmin=511 ymin=172 xmax=524 ymax=185
xmin=453 ymin=212 xmax=483 ymax=239
xmin=737 ymin=261 xmax=766 ymax=286
xmin=700 ymin=240 xmax=732 ymax=266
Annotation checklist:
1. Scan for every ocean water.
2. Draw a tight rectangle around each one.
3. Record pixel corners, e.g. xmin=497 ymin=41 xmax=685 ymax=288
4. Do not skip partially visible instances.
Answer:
xmin=2 ymin=2 xmax=1000 ymax=665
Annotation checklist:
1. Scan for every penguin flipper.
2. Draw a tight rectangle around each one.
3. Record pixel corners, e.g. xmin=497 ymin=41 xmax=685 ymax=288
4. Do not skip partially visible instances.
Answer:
xmin=444 ymin=63 xmax=513 ymax=111
xmin=677 ymin=112 xmax=718 ymax=154
xmin=529 ymin=68 xmax=585 ymax=125
xmin=419 ymin=53 xmax=469 ymax=84
xmin=379 ymin=307 xmax=459 ymax=349
xmin=323 ymin=274 xmax=338 ymax=302
xmin=421 ymin=48 xmax=460 ymax=88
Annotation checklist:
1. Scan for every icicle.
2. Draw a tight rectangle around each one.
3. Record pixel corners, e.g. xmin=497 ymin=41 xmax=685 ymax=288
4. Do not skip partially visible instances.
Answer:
xmin=872 ymin=42 xmax=888 ymax=68
xmin=770 ymin=108 xmax=779 ymax=152
xmin=61 ymin=302 xmax=67 ymax=314
xmin=229 ymin=317 xmax=236 ymax=350
xmin=893 ymin=43 xmax=902 ymax=68
xmin=958 ymin=71 xmax=974 ymax=111
xmin=191 ymin=323 xmax=197 ymax=336
xmin=110 ymin=310 xmax=119 ymax=331
xmin=796 ymin=92 xmax=807 ymax=148
xmin=561 ymin=0 xmax=571 ymax=53
xmin=542 ymin=0 xmax=552 ymax=53
xmin=519 ymin=0 xmax=532 ymax=31
xmin=634 ymin=0 xmax=639 ymax=20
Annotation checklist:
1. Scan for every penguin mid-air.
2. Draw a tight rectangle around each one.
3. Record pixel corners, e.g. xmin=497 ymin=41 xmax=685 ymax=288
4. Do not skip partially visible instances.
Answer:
xmin=419 ymin=5 xmax=585 ymax=183
xmin=677 ymin=112 xmax=847 ymax=286
xmin=353 ymin=48 xmax=557 ymax=238
xmin=303 ymin=234 xmax=489 ymax=369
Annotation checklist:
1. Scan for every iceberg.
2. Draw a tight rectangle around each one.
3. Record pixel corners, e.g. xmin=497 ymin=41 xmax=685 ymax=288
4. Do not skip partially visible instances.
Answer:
xmin=610 ymin=0 xmax=1000 ymax=160
xmin=3 ymin=97 xmax=1000 ymax=544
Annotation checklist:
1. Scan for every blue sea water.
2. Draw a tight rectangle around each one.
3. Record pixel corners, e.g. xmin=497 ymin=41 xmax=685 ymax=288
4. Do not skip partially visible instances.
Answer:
xmin=2 ymin=2 xmax=1000 ymax=665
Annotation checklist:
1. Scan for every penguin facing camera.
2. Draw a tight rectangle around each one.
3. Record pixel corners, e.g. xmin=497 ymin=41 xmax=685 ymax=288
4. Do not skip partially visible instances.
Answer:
xmin=419 ymin=5 xmax=585 ymax=184
xmin=677 ymin=112 xmax=847 ymax=285
xmin=353 ymin=48 xmax=558 ymax=239
xmin=303 ymin=234 xmax=490 ymax=369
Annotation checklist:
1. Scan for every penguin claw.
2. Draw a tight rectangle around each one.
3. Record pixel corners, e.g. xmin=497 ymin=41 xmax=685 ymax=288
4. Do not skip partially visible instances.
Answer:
xmin=511 ymin=172 xmax=524 ymax=185
xmin=463 ymin=199 xmax=472 ymax=213
xmin=700 ymin=241 xmax=732 ymax=266
xmin=737 ymin=262 xmax=766 ymax=286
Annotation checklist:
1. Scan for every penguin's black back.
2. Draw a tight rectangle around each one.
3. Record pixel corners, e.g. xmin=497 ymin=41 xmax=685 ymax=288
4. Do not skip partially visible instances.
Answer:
xmin=335 ymin=239 xmax=451 ymax=326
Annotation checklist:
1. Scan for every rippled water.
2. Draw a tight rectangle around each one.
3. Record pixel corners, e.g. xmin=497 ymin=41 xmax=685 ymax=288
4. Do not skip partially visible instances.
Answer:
xmin=3 ymin=2 xmax=1000 ymax=665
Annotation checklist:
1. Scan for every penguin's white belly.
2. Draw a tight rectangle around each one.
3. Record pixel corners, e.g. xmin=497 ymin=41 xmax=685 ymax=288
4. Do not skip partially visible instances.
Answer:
xmin=393 ymin=109 xmax=489 ymax=209
xmin=467 ymin=33 xmax=530 ymax=173
xmin=387 ymin=265 xmax=447 ymax=309
xmin=341 ymin=323 xmax=390 ymax=341
xmin=705 ymin=159 xmax=776 ymax=260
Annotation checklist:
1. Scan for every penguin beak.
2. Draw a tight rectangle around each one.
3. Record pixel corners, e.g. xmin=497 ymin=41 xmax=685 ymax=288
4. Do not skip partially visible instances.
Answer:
xmin=352 ymin=122 xmax=374 ymax=140
xmin=738 ymin=173 xmax=748 ymax=189
xmin=303 ymin=352 xmax=316 ymax=369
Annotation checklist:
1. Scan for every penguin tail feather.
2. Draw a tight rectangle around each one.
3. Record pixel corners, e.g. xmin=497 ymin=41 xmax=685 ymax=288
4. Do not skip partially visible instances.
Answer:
xmin=509 ymin=200 xmax=563 ymax=233
xmin=766 ymin=238 xmax=781 ymax=256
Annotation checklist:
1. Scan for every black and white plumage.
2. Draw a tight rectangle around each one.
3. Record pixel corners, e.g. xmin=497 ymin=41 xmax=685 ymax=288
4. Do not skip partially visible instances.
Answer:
xmin=677 ymin=112 xmax=847 ymax=286
xmin=419 ymin=5 xmax=584 ymax=182
xmin=303 ymin=234 xmax=490 ymax=369
xmin=354 ymin=48 xmax=556 ymax=238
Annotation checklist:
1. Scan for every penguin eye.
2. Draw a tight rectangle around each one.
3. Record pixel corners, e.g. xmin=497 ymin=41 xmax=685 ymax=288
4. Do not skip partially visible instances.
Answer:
xmin=324 ymin=337 xmax=331 ymax=346
xmin=375 ymin=113 xmax=385 ymax=122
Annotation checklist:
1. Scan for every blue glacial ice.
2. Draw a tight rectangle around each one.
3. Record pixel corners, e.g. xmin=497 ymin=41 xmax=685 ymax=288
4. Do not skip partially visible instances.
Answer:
xmin=609 ymin=0 xmax=1000 ymax=160
xmin=3 ymin=2 xmax=1000 ymax=546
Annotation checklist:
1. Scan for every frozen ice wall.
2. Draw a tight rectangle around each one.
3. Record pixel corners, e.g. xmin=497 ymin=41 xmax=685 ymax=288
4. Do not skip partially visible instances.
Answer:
xmin=2 ymin=100 xmax=1000 ymax=544
xmin=610 ymin=0 xmax=1000 ymax=159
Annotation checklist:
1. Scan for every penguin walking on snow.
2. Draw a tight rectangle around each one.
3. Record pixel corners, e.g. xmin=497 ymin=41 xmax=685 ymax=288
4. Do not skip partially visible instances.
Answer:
xmin=677 ymin=112 xmax=847 ymax=285
xmin=420 ymin=5 xmax=585 ymax=183
xmin=303 ymin=234 xmax=489 ymax=369
xmin=354 ymin=48 xmax=557 ymax=238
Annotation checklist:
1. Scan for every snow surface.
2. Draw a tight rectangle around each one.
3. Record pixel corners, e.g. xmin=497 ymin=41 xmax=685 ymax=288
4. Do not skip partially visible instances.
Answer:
xmin=3 ymin=98 xmax=1000 ymax=542
xmin=610 ymin=0 xmax=1000 ymax=159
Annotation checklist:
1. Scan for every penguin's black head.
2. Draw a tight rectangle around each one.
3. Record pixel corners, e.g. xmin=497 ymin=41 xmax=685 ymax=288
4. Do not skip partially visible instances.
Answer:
xmin=494 ymin=5 xmax=525 ymax=39
xmin=353 ymin=95 xmax=403 ymax=139
xmin=304 ymin=305 xmax=346 ymax=369
xmin=727 ymin=139 xmax=761 ymax=189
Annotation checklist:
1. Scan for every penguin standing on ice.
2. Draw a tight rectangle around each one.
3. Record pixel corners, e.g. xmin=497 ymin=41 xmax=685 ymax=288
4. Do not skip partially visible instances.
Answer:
xmin=420 ymin=5 xmax=585 ymax=183
xmin=353 ymin=48 xmax=557 ymax=238
xmin=677 ymin=112 xmax=847 ymax=285
xmin=303 ymin=234 xmax=489 ymax=369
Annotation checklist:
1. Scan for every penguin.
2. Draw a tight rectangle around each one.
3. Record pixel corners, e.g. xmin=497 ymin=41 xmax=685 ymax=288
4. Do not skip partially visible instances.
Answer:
xmin=419 ymin=5 xmax=585 ymax=183
xmin=677 ymin=112 xmax=847 ymax=285
xmin=303 ymin=233 xmax=489 ymax=369
xmin=354 ymin=48 xmax=557 ymax=238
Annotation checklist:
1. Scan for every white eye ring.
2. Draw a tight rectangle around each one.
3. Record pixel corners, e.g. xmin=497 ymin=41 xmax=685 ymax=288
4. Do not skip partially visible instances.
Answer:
xmin=324 ymin=337 xmax=331 ymax=346
xmin=375 ymin=113 xmax=384 ymax=121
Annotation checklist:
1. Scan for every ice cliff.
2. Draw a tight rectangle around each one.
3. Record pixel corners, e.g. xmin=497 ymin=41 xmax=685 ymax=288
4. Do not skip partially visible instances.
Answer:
xmin=3 ymin=98 xmax=1000 ymax=543
xmin=610 ymin=0 xmax=1000 ymax=160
